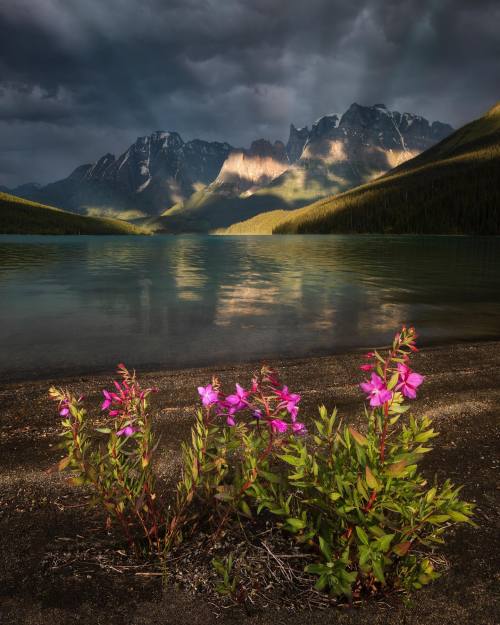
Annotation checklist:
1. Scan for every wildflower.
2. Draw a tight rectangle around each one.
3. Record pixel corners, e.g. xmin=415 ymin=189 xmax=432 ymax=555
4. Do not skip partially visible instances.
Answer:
xmin=198 ymin=384 xmax=219 ymax=407
xmin=116 ymin=425 xmax=139 ymax=437
xmin=270 ymin=419 xmax=288 ymax=433
xmin=291 ymin=422 xmax=307 ymax=434
xmin=101 ymin=389 xmax=113 ymax=411
xmin=225 ymin=383 xmax=249 ymax=412
xmin=275 ymin=386 xmax=301 ymax=420
xmin=396 ymin=363 xmax=424 ymax=399
xmin=252 ymin=409 xmax=263 ymax=420
xmin=360 ymin=373 xmax=393 ymax=407
xmin=360 ymin=363 xmax=374 ymax=371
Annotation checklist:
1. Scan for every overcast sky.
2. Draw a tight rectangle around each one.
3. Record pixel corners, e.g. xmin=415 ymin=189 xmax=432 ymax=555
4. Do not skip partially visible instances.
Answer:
xmin=0 ymin=0 xmax=498 ymax=186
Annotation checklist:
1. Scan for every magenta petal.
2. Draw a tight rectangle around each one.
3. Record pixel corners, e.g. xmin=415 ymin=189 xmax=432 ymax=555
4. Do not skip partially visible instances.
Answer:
xmin=403 ymin=386 xmax=417 ymax=399
xmin=270 ymin=419 xmax=288 ymax=433
xmin=407 ymin=372 xmax=424 ymax=387
xmin=117 ymin=425 xmax=137 ymax=437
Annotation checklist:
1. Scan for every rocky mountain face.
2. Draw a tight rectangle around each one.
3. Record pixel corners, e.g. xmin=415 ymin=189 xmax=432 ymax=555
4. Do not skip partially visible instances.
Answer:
xmin=278 ymin=103 xmax=453 ymax=200
xmin=214 ymin=139 xmax=289 ymax=194
xmin=21 ymin=132 xmax=232 ymax=217
xmin=159 ymin=103 xmax=453 ymax=231
xmin=11 ymin=103 xmax=452 ymax=228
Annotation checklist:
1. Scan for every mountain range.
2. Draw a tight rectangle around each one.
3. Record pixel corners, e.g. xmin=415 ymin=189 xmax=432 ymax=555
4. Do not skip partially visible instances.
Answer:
xmin=223 ymin=102 xmax=500 ymax=235
xmin=7 ymin=103 xmax=453 ymax=231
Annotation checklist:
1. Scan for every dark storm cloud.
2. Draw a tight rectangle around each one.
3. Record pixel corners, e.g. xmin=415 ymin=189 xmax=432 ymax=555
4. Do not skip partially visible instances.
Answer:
xmin=0 ymin=0 xmax=498 ymax=186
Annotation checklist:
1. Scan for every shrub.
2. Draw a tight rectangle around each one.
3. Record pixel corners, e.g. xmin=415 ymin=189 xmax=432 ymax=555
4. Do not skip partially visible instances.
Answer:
xmin=50 ymin=364 xmax=163 ymax=552
xmin=51 ymin=327 xmax=475 ymax=599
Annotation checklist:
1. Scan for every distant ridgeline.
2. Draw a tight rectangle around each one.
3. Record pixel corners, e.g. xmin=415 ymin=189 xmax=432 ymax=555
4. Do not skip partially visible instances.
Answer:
xmin=0 ymin=191 xmax=145 ymax=235
xmin=4 ymin=102 xmax=499 ymax=235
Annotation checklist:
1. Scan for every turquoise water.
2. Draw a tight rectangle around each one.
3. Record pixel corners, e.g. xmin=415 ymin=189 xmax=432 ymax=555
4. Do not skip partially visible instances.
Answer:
xmin=0 ymin=234 xmax=499 ymax=378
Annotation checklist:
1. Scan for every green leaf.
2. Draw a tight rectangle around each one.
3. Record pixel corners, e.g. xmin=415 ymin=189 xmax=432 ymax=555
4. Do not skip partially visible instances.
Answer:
xmin=427 ymin=514 xmax=450 ymax=524
xmin=372 ymin=560 xmax=386 ymax=584
xmin=448 ymin=510 xmax=473 ymax=524
xmin=279 ymin=454 xmax=303 ymax=466
xmin=305 ymin=563 xmax=328 ymax=575
xmin=415 ymin=429 xmax=438 ymax=443
xmin=365 ymin=466 xmax=380 ymax=491
xmin=239 ymin=499 xmax=252 ymax=518
xmin=386 ymin=460 xmax=408 ymax=477
xmin=426 ymin=487 xmax=437 ymax=503
xmin=348 ymin=427 xmax=368 ymax=447
xmin=357 ymin=478 xmax=368 ymax=500
xmin=355 ymin=526 xmax=369 ymax=546
xmin=319 ymin=536 xmax=333 ymax=561
xmin=285 ymin=517 xmax=306 ymax=531
xmin=95 ymin=427 xmax=112 ymax=434
xmin=377 ymin=533 xmax=394 ymax=552
xmin=387 ymin=371 xmax=399 ymax=390
xmin=257 ymin=469 xmax=282 ymax=484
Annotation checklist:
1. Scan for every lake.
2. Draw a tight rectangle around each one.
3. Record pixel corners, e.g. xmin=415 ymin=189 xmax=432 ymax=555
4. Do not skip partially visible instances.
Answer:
xmin=0 ymin=234 xmax=499 ymax=378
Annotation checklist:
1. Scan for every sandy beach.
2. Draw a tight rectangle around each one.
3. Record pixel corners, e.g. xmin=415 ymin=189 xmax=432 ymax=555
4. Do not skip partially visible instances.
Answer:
xmin=0 ymin=340 xmax=499 ymax=624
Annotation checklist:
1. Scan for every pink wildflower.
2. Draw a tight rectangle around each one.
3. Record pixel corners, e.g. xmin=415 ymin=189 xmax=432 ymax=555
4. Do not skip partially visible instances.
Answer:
xmin=360 ymin=363 xmax=374 ymax=372
xmin=270 ymin=419 xmax=288 ymax=433
xmin=396 ymin=363 xmax=424 ymax=399
xmin=360 ymin=373 xmax=393 ymax=407
xmin=197 ymin=384 xmax=219 ymax=407
xmin=101 ymin=389 xmax=113 ymax=411
xmin=225 ymin=383 xmax=249 ymax=412
xmin=291 ymin=422 xmax=307 ymax=434
xmin=275 ymin=386 xmax=301 ymax=420
xmin=116 ymin=425 xmax=139 ymax=437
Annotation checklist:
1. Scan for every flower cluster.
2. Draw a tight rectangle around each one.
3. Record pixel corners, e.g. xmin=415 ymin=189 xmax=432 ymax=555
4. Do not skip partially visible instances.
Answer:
xmin=100 ymin=363 xmax=157 ymax=437
xmin=51 ymin=325 xmax=476 ymax=599
xmin=197 ymin=367 xmax=306 ymax=435
xmin=359 ymin=327 xmax=424 ymax=407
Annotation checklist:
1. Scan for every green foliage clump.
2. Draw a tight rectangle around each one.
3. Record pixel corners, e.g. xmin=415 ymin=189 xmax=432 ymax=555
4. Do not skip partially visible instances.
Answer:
xmin=50 ymin=365 xmax=162 ymax=552
xmin=165 ymin=328 xmax=475 ymax=598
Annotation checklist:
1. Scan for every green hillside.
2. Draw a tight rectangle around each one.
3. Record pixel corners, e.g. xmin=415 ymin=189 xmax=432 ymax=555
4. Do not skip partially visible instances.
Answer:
xmin=223 ymin=103 xmax=500 ymax=235
xmin=0 ymin=191 xmax=146 ymax=235
xmin=274 ymin=103 xmax=500 ymax=235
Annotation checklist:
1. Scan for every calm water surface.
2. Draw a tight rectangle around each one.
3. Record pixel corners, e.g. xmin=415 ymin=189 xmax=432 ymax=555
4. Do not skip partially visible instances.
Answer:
xmin=0 ymin=235 xmax=499 ymax=378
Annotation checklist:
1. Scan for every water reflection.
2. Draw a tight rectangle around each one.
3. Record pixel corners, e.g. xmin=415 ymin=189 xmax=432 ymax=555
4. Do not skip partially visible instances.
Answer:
xmin=0 ymin=234 xmax=499 ymax=377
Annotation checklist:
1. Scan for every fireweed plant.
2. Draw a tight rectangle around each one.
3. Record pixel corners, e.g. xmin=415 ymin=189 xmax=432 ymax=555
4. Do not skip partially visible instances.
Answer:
xmin=50 ymin=364 xmax=163 ymax=552
xmin=51 ymin=327 xmax=475 ymax=599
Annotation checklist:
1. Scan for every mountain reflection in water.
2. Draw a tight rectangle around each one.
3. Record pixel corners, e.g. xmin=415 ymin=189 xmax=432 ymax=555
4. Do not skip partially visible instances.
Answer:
xmin=0 ymin=234 xmax=499 ymax=378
